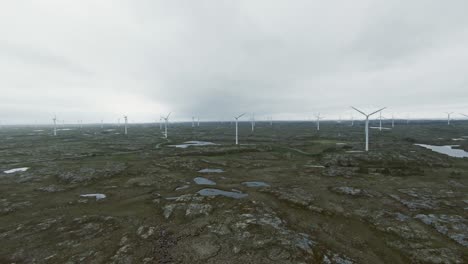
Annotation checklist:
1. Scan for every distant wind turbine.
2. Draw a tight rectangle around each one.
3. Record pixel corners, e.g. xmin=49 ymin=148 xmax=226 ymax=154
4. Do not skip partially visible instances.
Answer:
xmin=379 ymin=112 xmax=383 ymax=131
xmin=162 ymin=113 xmax=171 ymax=138
xmin=460 ymin=113 xmax=468 ymax=118
xmin=192 ymin=117 xmax=195 ymax=127
xmin=391 ymin=114 xmax=395 ymax=128
xmin=446 ymin=112 xmax=454 ymax=125
xmin=250 ymin=113 xmax=255 ymax=132
xmin=53 ymin=116 xmax=57 ymax=136
xmin=315 ymin=113 xmax=324 ymax=131
xmin=124 ymin=116 xmax=128 ymax=135
xmin=351 ymin=106 xmax=386 ymax=152
xmin=197 ymin=117 xmax=200 ymax=127
xmin=234 ymin=113 xmax=245 ymax=145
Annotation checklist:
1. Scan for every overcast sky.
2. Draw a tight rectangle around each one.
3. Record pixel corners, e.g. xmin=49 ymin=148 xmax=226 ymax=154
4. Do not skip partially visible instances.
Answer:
xmin=1 ymin=0 xmax=468 ymax=124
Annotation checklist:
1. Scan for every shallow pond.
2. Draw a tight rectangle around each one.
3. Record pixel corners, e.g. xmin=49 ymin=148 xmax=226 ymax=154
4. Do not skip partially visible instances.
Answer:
xmin=194 ymin=177 xmax=216 ymax=185
xmin=197 ymin=188 xmax=248 ymax=199
xmin=415 ymin=144 xmax=468 ymax=158
xmin=169 ymin=141 xmax=218 ymax=149
xmin=198 ymin=168 xmax=224 ymax=173
xmin=3 ymin=167 xmax=29 ymax=174
xmin=242 ymin=181 xmax=270 ymax=187
xmin=80 ymin=194 xmax=106 ymax=200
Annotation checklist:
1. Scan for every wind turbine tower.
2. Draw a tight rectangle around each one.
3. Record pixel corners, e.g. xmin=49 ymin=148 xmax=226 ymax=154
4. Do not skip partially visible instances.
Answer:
xmin=192 ymin=117 xmax=195 ymax=128
xmin=250 ymin=113 xmax=255 ymax=132
xmin=234 ymin=113 xmax=245 ymax=145
xmin=315 ymin=113 xmax=324 ymax=131
xmin=446 ymin=112 xmax=454 ymax=125
xmin=163 ymin=113 xmax=171 ymax=138
xmin=351 ymin=106 xmax=386 ymax=152
xmin=53 ymin=116 xmax=57 ymax=136
xmin=124 ymin=116 xmax=128 ymax=135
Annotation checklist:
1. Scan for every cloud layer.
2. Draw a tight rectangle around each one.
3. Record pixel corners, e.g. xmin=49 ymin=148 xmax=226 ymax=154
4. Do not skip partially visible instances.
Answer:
xmin=1 ymin=0 xmax=468 ymax=124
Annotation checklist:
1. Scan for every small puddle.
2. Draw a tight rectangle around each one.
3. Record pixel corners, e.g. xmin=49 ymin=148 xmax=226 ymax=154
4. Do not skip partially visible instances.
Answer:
xmin=194 ymin=177 xmax=216 ymax=185
xmin=80 ymin=194 xmax=106 ymax=200
xmin=197 ymin=188 xmax=248 ymax=199
xmin=3 ymin=167 xmax=29 ymax=174
xmin=304 ymin=165 xmax=325 ymax=168
xmin=175 ymin=185 xmax=190 ymax=191
xmin=169 ymin=141 xmax=218 ymax=149
xmin=242 ymin=181 xmax=270 ymax=187
xmin=198 ymin=168 xmax=224 ymax=173
xmin=415 ymin=144 xmax=468 ymax=158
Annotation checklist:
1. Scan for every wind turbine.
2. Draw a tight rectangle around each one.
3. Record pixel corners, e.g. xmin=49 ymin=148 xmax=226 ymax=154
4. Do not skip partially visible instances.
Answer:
xmin=124 ymin=116 xmax=128 ymax=135
xmin=379 ymin=112 xmax=383 ymax=131
xmin=101 ymin=119 xmax=104 ymax=129
xmin=192 ymin=117 xmax=195 ymax=127
xmin=391 ymin=114 xmax=395 ymax=128
xmin=159 ymin=117 xmax=163 ymax=130
xmin=315 ymin=113 xmax=324 ymax=131
xmin=162 ymin=113 xmax=171 ymax=138
xmin=250 ymin=113 xmax=255 ymax=132
xmin=52 ymin=116 xmax=57 ymax=136
xmin=350 ymin=114 xmax=354 ymax=126
xmin=234 ymin=113 xmax=245 ymax=145
xmin=446 ymin=112 xmax=454 ymax=125
xmin=351 ymin=106 xmax=386 ymax=152
xmin=197 ymin=117 xmax=200 ymax=127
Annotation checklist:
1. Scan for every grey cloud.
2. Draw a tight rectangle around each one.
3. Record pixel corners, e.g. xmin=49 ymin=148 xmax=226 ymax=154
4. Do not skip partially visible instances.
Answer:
xmin=0 ymin=0 xmax=467 ymax=124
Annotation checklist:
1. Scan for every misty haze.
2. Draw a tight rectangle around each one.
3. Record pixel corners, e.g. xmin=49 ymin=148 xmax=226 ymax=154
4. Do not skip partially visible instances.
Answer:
xmin=0 ymin=1 xmax=467 ymax=264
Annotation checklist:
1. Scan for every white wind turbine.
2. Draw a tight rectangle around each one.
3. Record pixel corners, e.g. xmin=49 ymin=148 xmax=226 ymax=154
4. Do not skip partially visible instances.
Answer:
xmin=379 ymin=112 xmax=383 ymax=131
xmin=52 ymin=115 xmax=57 ymax=136
xmin=124 ymin=116 xmax=128 ymax=135
xmin=391 ymin=114 xmax=395 ymax=128
xmin=197 ymin=117 xmax=200 ymax=127
xmin=350 ymin=114 xmax=354 ymax=126
xmin=159 ymin=117 xmax=163 ymax=130
xmin=192 ymin=117 xmax=195 ymax=127
xmin=234 ymin=113 xmax=246 ymax=145
xmin=162 ymin=113 xmax=171 ymax=138
xmin=446 ymin=112 xmax=454 ymax=125
xmin=250 ymin=113 xmax=255 ymax=132
xmin=351 ymin=106 xmax=386 ymax=152
xmin=315 ymin=113 xmax=324 ymax=131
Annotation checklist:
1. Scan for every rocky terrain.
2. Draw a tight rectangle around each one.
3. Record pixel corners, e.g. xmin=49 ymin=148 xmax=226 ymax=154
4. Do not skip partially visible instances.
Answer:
xmin=0 ymin=121 xmax=467 ymax=263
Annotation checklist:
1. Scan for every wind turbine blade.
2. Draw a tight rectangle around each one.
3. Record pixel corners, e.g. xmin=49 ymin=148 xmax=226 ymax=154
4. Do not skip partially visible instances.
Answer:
xmin=369 ymin=107 xmax=387 ymax=116
xmin=350 ymin=107 xmax=367 ymax=116
xmin=166 ymin=112 xmax=172 ymax=119
xmin=237 ymin=113 xmax=246 ymax=119
xmin=460 ymin=113 xmax=468 ymax=117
